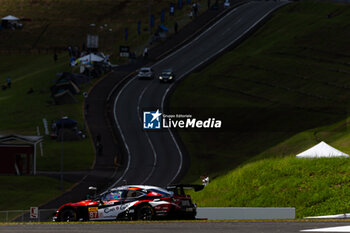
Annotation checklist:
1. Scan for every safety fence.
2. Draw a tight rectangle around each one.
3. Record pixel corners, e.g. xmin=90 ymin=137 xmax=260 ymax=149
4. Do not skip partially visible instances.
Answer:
xmin=0 ymin=209 xmax=56 ymax=222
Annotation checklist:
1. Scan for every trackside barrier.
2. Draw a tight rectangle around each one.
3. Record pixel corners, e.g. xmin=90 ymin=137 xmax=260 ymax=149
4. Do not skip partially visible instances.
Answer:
xmin=196 ymin=207 xmax=295 ymax=220
xmin=0 ymin=209 xmax=56 ymax=222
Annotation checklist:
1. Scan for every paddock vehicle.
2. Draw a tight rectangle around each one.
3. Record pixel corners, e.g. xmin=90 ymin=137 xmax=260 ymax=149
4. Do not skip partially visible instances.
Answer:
xmin=53 ymin=184 xmax=203 ymax=221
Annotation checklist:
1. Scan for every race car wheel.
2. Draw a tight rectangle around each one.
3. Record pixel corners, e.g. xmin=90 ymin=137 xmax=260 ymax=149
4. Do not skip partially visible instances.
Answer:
xmin=60 ymin=209 xmax=77 ymax=222
xmin=136 ymin=205 xmax=154 ymax=220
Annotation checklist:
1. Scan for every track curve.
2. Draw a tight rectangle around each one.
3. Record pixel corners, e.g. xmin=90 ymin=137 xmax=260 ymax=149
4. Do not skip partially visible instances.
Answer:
xmin=112 ymin=1 xmax=288 ymax=188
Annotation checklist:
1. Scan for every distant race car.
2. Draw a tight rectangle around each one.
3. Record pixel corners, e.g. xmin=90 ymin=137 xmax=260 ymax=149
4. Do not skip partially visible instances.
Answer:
xmin=53 ymin=184 xmax=203 ymax=222
xmin=159 ymin=69 xmax=175 ymax=82
xmin=137 ymin=67 xmax=154 ymax=79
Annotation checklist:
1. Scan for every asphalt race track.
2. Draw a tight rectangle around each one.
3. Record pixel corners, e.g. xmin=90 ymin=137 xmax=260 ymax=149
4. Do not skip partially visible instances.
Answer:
xmin=112 ymin=0 xmax=288 ymax=188
xmin=3 ymin=221 xmax=350 ymax=233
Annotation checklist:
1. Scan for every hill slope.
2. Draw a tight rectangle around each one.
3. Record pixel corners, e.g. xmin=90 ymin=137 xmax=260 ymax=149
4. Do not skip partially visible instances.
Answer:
xmin=170 ymin=1 xmax=350 ymax=217
xmin=171 ymin=1 xmax=350 ymax=181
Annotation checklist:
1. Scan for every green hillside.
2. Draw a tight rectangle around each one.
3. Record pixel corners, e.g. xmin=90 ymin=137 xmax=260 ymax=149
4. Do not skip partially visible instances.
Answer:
xmin=170 ymin=1 xmax=350 ymax=217
xmin=190 ymin=157 xmax=350 ymax=218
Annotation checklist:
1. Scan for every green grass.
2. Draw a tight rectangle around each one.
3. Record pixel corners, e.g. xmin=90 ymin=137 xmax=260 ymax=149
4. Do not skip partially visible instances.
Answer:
xmin=191 ymin=157 xmax=350 ymax=218
xmin=0 ymin=176 xmax=71 ymax=210
xmin=170 ymin=1 xmax=350 ymax=217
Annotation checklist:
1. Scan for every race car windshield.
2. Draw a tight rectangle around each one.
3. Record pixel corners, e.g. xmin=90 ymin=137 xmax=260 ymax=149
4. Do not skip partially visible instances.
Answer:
xmin=140 ymin=68 xmax=150 ymax=72
xmin=101 ymin=190 xmax=125 ymax=201
xmin=162 ymin=71 xmax=172 ymax=75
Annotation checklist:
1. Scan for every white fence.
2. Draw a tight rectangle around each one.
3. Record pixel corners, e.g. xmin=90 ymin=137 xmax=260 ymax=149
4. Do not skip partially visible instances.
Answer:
xmin=197 ymin=207 xmax=295 ymax=220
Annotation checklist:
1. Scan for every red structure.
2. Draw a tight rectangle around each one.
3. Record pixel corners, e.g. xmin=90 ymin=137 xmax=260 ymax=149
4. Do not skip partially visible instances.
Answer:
xmin=0 ymin=135 xmax=42 ymax=175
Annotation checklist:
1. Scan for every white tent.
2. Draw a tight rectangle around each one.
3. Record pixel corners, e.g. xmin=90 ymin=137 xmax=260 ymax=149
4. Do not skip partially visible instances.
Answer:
xmin=296 ymin=141 xmax=349 ymax=158
xmin=77 ymin=53 xmax=104 ymax=63
xmin=2 ymin=15 xmax=19 ymax=21
xmin=71 ymin=53 xmax=104 ymax=66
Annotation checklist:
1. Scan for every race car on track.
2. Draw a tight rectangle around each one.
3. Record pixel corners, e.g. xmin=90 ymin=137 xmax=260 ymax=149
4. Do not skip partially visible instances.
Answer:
xmin=159 ymin=69 xmax=175 ymax=83
xmin=137 ymin=67 xmax=154 ymax=79
xmin=53 ymin=184 xmax=203 ymax=222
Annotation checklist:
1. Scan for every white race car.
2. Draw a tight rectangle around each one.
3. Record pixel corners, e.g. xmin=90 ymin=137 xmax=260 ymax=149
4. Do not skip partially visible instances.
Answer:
xmin=53 ymin=184 xmax=203 ymax=221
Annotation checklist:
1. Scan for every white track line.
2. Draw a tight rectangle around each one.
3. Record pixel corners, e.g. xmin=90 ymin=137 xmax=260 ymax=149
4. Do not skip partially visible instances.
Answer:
xmin=111 ymin=76 xmax=135 ymax=187
xmin=137 ymin=81 xmax=158 ymax=185
xmin=301 ymin=225 xmax=350 ymax=232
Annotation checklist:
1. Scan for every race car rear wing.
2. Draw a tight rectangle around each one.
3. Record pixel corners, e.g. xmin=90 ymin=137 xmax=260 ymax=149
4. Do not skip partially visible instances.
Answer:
xmin=167 ymin=184 xmax=204 ymax=196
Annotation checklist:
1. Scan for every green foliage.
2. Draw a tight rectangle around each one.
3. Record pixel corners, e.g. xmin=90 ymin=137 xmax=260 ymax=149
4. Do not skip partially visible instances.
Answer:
xmin=191 ymin=157 xmax=350 ymax=218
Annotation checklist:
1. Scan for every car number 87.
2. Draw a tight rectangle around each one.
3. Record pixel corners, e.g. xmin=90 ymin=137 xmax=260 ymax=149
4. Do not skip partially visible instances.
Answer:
xmin=88 ymin=207 xmax=98 ymax=219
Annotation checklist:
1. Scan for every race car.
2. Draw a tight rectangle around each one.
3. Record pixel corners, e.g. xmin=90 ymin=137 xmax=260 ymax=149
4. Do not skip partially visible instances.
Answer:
xmin=159 ymin=69 xmax=175 ymax=83
xmin=137 ymin=67 xmax=154 ymax=79
xmin=53 ymin=184 xmax=203 ymax=222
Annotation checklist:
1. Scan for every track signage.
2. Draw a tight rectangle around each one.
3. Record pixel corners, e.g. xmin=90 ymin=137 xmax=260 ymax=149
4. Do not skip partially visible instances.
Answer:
xmin=119 ymin=46 xmax=130 ymax=57
xmin=30 ymin=207 xmax=38 ymax=219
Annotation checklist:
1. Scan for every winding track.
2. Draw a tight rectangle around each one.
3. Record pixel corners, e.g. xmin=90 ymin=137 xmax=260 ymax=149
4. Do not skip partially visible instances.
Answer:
xmin=112 ymin=1 xmax=288 ymax=188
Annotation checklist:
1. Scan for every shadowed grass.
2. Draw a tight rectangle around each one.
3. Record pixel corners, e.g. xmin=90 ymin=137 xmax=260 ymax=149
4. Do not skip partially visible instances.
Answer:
xmin=0 ymin=176 xmax=71 ymax=211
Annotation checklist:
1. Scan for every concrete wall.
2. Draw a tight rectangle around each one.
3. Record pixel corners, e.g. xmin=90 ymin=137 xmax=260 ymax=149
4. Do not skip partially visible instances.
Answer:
xmin=196 ymin=207 xmax=295 ymax=220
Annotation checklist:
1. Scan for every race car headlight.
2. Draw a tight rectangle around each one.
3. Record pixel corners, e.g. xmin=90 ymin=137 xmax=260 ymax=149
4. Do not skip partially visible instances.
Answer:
xmin=169 ymin=76 xmax=173 ymax=79
xmin=159 ymin=76 xmax=163 ymax=80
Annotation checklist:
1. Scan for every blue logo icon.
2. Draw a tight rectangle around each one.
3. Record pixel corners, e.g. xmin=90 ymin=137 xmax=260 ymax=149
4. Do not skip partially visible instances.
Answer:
xmin=143 ymin=110 xmax=162 ymax=129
